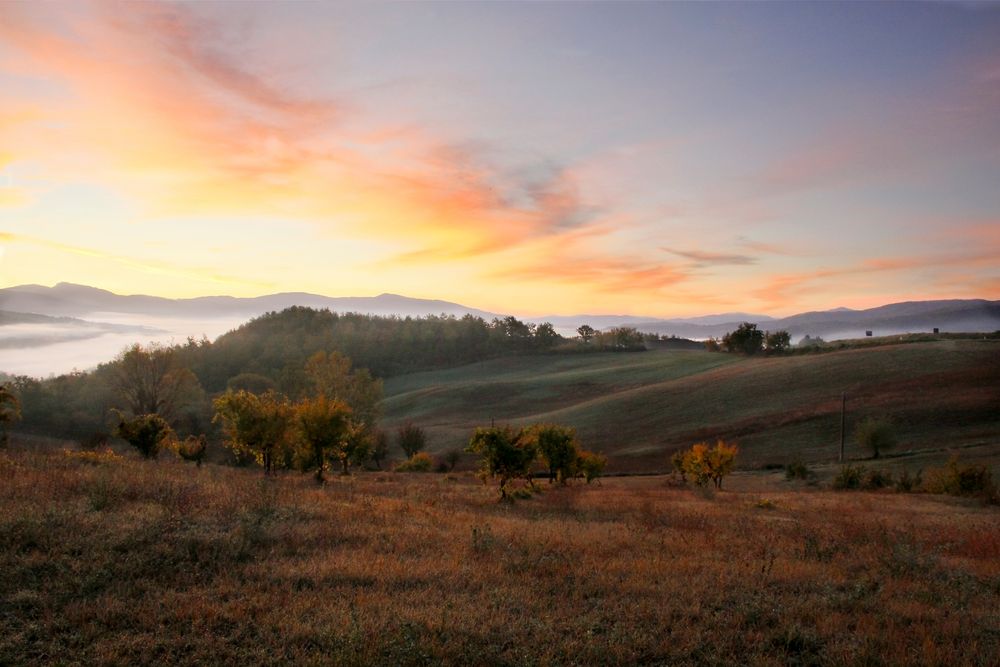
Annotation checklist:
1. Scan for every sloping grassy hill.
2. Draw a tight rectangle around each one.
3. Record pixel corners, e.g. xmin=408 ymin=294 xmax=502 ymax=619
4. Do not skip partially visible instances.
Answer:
xmin=382 ymin=340 xmax=1000 ymax=470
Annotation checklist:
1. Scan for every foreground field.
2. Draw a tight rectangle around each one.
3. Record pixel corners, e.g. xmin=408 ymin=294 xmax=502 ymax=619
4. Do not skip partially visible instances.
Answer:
xmin=2 ymin=449 xmax=998 ymax=665
xmin=382 ymin=340 xmax=1000 ymax=470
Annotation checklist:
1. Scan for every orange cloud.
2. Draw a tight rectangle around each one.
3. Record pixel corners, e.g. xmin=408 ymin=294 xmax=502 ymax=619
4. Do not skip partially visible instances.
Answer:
xmin=752 ymin=249 xmax=1000 ymax=311
xmin=0 ymin=231 xmax=276 ymax=290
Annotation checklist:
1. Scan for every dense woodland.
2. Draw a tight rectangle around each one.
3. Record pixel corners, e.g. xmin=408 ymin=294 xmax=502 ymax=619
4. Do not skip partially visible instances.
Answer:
xmin=1 ymin=307 xmax=659 ymax=444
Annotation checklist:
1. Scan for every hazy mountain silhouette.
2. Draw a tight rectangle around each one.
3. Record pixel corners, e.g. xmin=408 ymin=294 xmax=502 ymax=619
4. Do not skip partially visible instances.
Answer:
xmin=2 ymin=283 xmax=998 ymax=343
xmin=628 ymin=299 xmax=1000 ymax=341
xmin=0 ymin=283 xmax=498 ymax=320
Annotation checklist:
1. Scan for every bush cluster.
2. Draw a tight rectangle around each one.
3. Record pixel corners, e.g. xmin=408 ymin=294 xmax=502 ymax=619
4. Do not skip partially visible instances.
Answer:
xmin=466 ymin=423 xmax=605 ymax=500
xmin=785 ymin=460 xmax=813 ymax=481
xmin=923 ymin=457 xmax=996 ymax=500
xmin=832 ymin=465 xmax=893 ymax=491
xmin=395 ymin=452 xmax=435 ymax=473
xmin=832 ymin=457 xmax=995 ymax=502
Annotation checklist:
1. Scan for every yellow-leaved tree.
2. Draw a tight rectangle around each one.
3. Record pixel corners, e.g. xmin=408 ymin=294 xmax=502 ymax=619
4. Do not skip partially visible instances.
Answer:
xmin=673 ymin=440 xmax=738 ymax=489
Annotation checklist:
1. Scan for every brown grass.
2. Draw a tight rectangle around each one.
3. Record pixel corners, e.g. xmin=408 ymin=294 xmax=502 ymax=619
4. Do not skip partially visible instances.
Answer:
xmin=1 ymin=448 xmax=998 ymax=665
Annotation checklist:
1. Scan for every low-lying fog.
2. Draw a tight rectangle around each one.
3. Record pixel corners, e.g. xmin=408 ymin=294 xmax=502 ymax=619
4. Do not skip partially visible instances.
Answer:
xmin=0 ymin=313 xmax=250 ymax=378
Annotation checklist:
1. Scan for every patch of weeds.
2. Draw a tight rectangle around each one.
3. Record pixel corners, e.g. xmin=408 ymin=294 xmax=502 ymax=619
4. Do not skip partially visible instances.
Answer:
xmin=881 ymin=534 xmax=940 ymax=580
xmin=800 ymin=532 xmax=839 ymax=562
xmin=832 ymin=465 xmax=865 ymax=490
xmin=894 ymin=468 xmax=923 ymax=492
xmin=785 ymin=460 xmax=814 ymax=481
xmin=470 ymin=524 xmax=496 ymax=555
xmin=923 ymin=457 xmax=996 ymax=501
xmin=692 ymin=484 xmax=716 ymax=500
xmin=771 ymin=625 xmax=826 ymax=666
xmin=86 ymin=473 xmax=127 ymax=511
xmin=0 ymin=512 xmax=61 ymax=554
xmin=62 ymin=448 xmax=123 ymax=466
xmin=863 ymin=469 xmax=893 ymax=490
xmin=379 ymin=622 xmax=436 ymax=665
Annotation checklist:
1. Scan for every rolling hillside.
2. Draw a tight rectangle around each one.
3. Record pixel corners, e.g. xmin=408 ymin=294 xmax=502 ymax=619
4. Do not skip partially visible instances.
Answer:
xmin=382 ymin=340 xmax=1000 ymax=470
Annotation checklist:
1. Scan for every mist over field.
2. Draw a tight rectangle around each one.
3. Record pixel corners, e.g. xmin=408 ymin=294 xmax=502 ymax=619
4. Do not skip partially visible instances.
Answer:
xmin=0 ymin=314 xmax=243 ymax=377
xmin=2 ymin=287 xmax=999 ymax=377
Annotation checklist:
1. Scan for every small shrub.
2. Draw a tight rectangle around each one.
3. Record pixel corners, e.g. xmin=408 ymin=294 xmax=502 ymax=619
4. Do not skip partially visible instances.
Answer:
xmin=86 ymin=474 xmax=126 ymax=511
xmin=396 ymin=422 xmax=427 ymax=458
xmin=576 ymin=450 xmax=607 ymax=484
xmin=79 ymin=432 xmax=110 ymax=451
xmin=923 ymin=457 xmax=996 ymax=499
xmin=832 ymin=464 xmax=865 ymax=490
xmin=443 ymin=449 xmax=462 ymax=472
xmin=395 ymin=452 xmax=434 ymax=473
xmin=785 ymin=460 xmax=813 ymax=481
xmin=370 ymin=429 xmax=389 ymax=470
xmin=112 ymin=411 xmax=175 ymax=459
xmin=176 ymin=434 xmax=207 ymax=467
xmin=895 ymin=468 xmax=923 ymax=492
xmin=470 ymin=524 xmax=496 ymax=554
xmin=62 ymin=448 xmax=123 ymax=466
xmin=670 ymin=451 xmax=687 ymax=482
xmin=862 ymin=468 xmax=893 ymax=490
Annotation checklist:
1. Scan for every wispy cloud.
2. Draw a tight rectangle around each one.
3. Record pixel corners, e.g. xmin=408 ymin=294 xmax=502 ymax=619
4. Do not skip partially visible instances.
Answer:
xmin=662 ymin=248 xmax=757 ymax=267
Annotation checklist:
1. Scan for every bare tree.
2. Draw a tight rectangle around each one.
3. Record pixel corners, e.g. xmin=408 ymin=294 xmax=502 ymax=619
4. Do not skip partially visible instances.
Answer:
xmin=108 ymin=343 xmax=200 ymax=421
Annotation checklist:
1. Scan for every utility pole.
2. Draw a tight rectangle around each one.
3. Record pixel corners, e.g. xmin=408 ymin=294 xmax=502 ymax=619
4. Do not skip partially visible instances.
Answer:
xmin=839 ymin=393 xmax=846 ymax=463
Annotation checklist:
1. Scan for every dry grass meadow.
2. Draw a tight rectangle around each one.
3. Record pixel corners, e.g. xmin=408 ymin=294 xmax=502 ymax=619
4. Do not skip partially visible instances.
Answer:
xmin=2 ymin=445 xmax=998 ymax=665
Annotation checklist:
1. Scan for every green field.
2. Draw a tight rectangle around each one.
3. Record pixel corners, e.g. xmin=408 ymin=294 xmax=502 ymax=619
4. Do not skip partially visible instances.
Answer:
xmin=382 ymin=340 xmax=1000 ymax=470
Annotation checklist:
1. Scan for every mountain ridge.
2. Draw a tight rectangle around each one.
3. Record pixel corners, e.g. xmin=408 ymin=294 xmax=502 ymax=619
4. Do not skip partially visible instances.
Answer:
xmin=2 ymin=283 xmax=998 ymax=342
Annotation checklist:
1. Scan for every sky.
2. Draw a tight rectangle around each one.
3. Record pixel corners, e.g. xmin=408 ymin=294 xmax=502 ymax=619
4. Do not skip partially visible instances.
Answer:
xmin=1 ymin=1 xmax=999 ymax=318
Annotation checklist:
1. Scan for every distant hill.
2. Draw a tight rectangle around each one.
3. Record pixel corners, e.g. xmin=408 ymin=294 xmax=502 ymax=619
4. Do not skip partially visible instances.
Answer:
xmin=0 ymin=282 xmax=498 ymax=321
xmin=2 ymin=283 xmax=998 ymax=343
xmin=625 ymin=299 xmax=1000 ymax=341
xmin=540 ymin=311 xmax=774 ymax=331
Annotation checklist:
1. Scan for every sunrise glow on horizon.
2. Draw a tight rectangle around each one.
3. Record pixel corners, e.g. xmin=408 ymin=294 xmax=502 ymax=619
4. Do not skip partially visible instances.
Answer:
xmin=1 ymin=1 xmax=999 ymax=318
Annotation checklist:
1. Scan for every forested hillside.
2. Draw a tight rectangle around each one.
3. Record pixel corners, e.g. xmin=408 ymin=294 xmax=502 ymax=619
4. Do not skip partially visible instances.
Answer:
xmin=178 ymin=307 xmax=563 ymax=392
xmin=3 ymin=308 xmax=571 ymax=442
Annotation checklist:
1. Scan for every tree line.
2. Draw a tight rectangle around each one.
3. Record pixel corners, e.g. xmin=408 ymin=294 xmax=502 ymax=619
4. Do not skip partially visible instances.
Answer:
xmin=1 ymin=308 xmax=567 ymax=442
xmin=3 ymin=307 xmax=684 ymax=444
xmin=705 ymin=322 xmax=791 ymax=355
